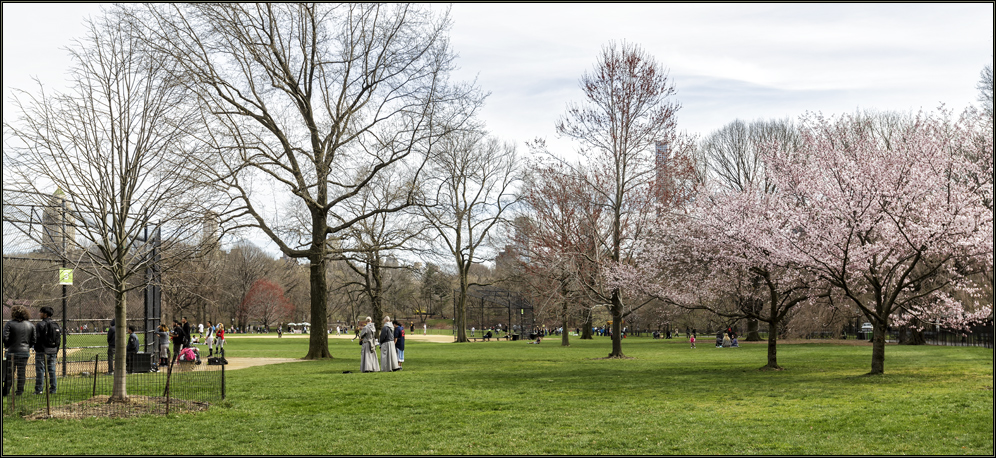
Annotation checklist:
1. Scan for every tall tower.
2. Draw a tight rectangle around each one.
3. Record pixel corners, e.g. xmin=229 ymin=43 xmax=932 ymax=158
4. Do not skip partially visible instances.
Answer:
xmin=41 ymin=188 xmax=75 ymax=256
xmin=200 ymin=210 xmax=220 ymax=253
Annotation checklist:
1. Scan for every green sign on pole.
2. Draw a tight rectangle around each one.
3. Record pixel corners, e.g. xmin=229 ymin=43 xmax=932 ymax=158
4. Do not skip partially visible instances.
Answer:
xmin=59 ymin=268 xmax=74 ymax=285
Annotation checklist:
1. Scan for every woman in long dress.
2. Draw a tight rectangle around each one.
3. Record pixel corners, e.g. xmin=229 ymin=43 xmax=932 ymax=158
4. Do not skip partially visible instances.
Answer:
xmin=379 ymin=316 xmax=400 ymax=372
xmin=360 ymin=317 xmax=380 ymax=373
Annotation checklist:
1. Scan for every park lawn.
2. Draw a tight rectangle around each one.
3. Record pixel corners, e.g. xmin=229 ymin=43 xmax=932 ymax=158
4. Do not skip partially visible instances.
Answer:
xmin=2 ymin=336 xmax=992 ymax=455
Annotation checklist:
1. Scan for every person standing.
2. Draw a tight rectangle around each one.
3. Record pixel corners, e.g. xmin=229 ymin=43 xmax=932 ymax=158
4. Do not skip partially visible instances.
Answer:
xmin=107 ymin=319 xmax=117 ymax=374
xmin=393 ymin=319 xmax=405 ymax=370
xmin=214 ymin=323 xmax=226 ymax=356
xmin=359 ymin=317 xmax=380 ymax=373
xmin=126 ymin=325 xmax=140 ymax=373
xmin=2 ymin=305 xmax=36 ymax=397
xmin=379 ymin=317 xmax=400 ymax=372
xmin=156 ymin=324 xmax=170 ymax=366
xmin=33 ymin=306 xmax=60 ymax=395
xmin=423 ymin=323 xmax=427 ymax=335
xmin=690 ymin=333 xmax=696 ymax=349
xmin=204 ymin=321 xmax=215 ymax=357
xmin=170 ymin=320 xmax=185 ymax=362
xmin=181 ymin=317 xmax=191 ymax=348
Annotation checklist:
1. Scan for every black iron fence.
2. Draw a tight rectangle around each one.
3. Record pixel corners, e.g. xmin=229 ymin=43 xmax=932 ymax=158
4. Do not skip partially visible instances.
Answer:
xmin=2 ymin=353 xmax=224 ymax=419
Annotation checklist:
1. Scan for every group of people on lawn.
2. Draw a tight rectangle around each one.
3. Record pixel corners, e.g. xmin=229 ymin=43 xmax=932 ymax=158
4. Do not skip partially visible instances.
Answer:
xmin=357 ymin=316 xmax=405 ymax=373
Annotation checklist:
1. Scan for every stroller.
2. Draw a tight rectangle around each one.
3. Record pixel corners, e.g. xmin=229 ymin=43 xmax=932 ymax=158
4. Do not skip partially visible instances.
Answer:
xmin=177 ymin=346 xmax=202 ymax=365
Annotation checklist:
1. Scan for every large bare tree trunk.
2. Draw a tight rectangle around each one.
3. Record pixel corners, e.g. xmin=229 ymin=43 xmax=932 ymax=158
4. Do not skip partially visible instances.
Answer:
xmin=608 ymin=289 xmax=625 ymax=357
xmin=581 ymin=310 xmax=594 ymax=340
xmin=745 ymin=318 xmax=762 ymax=341
xmin=110 ymin=288 xmax=128 ymax=402
xmin=305 ymin=256 xmax=331 ymax=360
xmin=870 ymin=320 xmax=887 ymax=375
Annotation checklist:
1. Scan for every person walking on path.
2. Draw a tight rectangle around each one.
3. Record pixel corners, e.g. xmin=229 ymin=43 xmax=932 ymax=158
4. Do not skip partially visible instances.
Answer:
xmin=33 ymin=306 xmax=60 ymax=394
xmin=2 ymin=305 xmax=35 ymax=397
xmin=359 ymin=317 xmax=380 ymax=373
xmin=379 ymin=317 xmax=400 ymax=372
xmin=393 ymin=319 xmax=405 ymax=369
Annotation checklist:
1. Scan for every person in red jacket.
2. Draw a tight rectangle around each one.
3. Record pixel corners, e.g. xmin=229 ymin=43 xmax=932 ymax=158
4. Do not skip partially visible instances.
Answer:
xmin=214 ymin=323 xmax=225 ymax=356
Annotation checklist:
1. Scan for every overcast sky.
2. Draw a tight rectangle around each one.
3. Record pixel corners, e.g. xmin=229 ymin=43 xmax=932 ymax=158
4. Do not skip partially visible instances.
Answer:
xmin=4 ymin=3 xmax=993 ymax=146
xmin=3 ymin=3 xmax=993 ymax=254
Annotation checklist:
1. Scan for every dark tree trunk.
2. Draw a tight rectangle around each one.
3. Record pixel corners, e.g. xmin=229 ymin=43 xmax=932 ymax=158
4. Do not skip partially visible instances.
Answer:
xmin=454 ymin=273 xmax=468 ymax=342
xmin=897 ymin=325 xmax=926 ymax=345
xmin=870 ymin=321 xmax=887 ymax=375
xmin=305 ymin=256 xmax=332 ymax=359
xmin=608 ymin=289 xmax=624 ymax=357
xmin=745 ymin=318 xmax=762 ymax=341
xmin=581 ymin=309 xmax=594 ymax=340
xmin=764 ymin=323 xmax=780 ymax=370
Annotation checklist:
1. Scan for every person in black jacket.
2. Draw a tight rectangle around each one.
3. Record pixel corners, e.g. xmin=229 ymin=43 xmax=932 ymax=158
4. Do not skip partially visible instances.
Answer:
xmin=33 ymin=306 xmax=59 ymax=394
xmin=3 ymin=305 xmax=36 ymax=397
xmin=107 ymin=319 xmax=116 ymax=375
xmin=126 ymin=326 xmax=140 ymax=373
xmin=181 ymin=317 xmax=191 ymax=348
xmin=170 ymin=320 xmax=185 ymax=362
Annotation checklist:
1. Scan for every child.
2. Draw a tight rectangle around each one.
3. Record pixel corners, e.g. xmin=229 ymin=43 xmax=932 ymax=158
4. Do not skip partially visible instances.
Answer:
xmin=690 ymin=334 xmax=696 ymax=348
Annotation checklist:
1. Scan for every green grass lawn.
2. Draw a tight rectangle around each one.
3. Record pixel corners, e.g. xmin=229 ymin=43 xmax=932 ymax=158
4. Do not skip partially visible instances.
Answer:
xmin=2 ymin=336 xmax=992 ymax=455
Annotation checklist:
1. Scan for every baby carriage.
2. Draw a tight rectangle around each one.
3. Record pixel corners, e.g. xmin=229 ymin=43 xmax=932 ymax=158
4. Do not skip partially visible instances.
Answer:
xmin=178 ymin=346 xmax=202 ymax=365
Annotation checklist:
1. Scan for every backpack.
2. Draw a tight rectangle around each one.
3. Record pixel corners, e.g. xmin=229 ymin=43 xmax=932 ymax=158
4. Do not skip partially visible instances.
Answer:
xmin=43 ymin=320 xmax=62 ymax=350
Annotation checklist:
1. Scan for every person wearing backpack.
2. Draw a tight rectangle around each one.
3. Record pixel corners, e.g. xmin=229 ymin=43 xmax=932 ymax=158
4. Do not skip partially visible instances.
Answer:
xmin=33 ymin=306 xmax=61 ymax=395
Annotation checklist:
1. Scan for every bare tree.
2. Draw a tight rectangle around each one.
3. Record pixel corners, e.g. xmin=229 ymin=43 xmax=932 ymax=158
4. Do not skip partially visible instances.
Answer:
xmin=555 ymin=41 xmax=689 ymax=358
xmin=3 ymin=9 xmax=210 ymax=401
xmin=979 ymin=63 xmax=993 ymax=123
xmin=335 ymin=167 xmax=428 ymax=325
xmin=420 ymin=129 xmax=521 ymax=342
xmin=700 ymin=118 xmax=798 ymax=194
xmin=133 ymin=3 xmax=476 ymax=358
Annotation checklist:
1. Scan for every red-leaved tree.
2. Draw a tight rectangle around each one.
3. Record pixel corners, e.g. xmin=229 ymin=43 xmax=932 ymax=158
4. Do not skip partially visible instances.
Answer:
xmin=240 ymin=278 xmax=294 ymax=330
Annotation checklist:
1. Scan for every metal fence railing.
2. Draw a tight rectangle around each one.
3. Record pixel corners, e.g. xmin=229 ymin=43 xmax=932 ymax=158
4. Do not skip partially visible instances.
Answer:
xmin=2 ymin=353 xmax=224 ymax=419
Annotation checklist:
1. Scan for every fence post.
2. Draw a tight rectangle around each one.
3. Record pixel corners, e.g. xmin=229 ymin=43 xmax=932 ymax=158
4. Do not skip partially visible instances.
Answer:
xmin=92 ymin=355 xmax=98 ymax=397
xmin=221 ymin=362 xmax=226 ymax=400
xmin=164 ymin=355 xmax=175 ymax=415
xmin=45 ymin=356 xmax=51 ymax=417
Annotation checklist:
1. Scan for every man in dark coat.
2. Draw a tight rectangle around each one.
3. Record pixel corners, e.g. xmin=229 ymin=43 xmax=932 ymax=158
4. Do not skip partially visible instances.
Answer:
xmin=107 ymin=319 xmax=116 ymax=374
xmin=34 ymin=306 xmax=60 ymax=394
xmin=2 ymin=305 xmax=36 ymax=396
xmin=181 ymin=317 xmax=191 ymax=348
xmin=126 ymin=325 xmax=140 ymax=373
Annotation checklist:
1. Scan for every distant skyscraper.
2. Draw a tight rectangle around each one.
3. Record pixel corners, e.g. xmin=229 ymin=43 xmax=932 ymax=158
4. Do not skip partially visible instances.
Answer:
xmin=655 ymin=141 xmax=669 ymax=198
xmin=200 ymin=211 xmax=220 ymax=252
xmin=41 ymin=188 xmax=75 ymax=256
